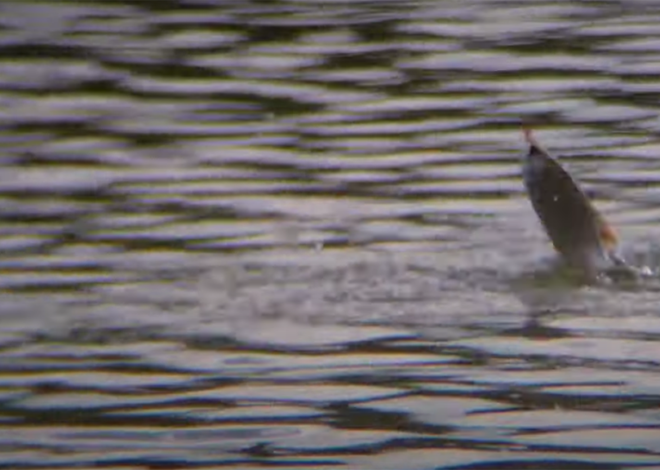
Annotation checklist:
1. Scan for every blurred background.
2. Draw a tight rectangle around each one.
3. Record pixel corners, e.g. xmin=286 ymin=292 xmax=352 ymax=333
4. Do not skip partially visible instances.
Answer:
xmin=3 ymin=0 xmax=660 ymax=468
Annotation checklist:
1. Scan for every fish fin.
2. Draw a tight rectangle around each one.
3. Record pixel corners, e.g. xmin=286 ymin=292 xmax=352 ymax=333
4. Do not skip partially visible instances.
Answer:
xmin=598 ymin=218 xmax=618 ymax=251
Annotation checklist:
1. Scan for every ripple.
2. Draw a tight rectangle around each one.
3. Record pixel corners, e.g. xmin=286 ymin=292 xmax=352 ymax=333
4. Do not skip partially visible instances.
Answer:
xmin=331 ymin=95 xmax=488 ymax=114
xmin=450 ymin=335 xmax=660 ymax=363
xmin=362 ymin=395 xmax=511 ymax=427
xmin=190 ymin=50 xmax=323 ymax=76
xmin=397 ymin=19 xmax=568 ymax=39
xmin=599 ymin=37 xmax=660 ymax=53
xmin=463 ymin=408 xmax=654 ymax=429
xmin=3 ymin=0 xmax=660 ymax=468
xmin=183 ymin=383 xmax=403 ymax=404
xmin=0 ymin=167 xmax=121 ymax=192
xmin=160 ymin=30 xmax=244 ymax=50
xmin=398 ymin=52 xmax=617 ymax=73
xmin=519 ymin=428 xmax=660 ymax=452
xmin=0 ymin=60 xmax=111 ymax=91
xmin=579 ymin=19 xmax=660 ymax=37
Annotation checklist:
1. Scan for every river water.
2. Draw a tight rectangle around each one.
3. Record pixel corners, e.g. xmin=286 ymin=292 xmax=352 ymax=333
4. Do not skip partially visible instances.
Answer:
xmin=3 ymin=1 xmax=660 ymax=468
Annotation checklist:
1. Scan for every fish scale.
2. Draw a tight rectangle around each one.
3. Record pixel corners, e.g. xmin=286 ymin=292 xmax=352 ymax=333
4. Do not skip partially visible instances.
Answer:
xmin=521 ymin=126 xmax=626 ymax=280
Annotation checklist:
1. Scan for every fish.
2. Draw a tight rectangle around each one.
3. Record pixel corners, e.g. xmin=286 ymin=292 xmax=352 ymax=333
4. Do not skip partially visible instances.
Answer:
xmin=521 ymin=125 xmax=625 ymax=280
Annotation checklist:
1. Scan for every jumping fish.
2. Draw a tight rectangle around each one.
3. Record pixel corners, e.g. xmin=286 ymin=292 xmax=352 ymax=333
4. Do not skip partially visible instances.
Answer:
xmin=521 ymin=126 xmax=630 ymax=280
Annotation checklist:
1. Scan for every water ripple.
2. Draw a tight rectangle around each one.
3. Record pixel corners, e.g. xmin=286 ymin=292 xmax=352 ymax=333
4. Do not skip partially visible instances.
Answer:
xmin=2 ymin=0 xmax=660 ymax=468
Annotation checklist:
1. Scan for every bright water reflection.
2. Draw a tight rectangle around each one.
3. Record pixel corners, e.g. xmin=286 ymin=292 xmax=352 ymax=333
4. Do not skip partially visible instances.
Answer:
xmin=3 ymin=0 xmax=660 ymax=468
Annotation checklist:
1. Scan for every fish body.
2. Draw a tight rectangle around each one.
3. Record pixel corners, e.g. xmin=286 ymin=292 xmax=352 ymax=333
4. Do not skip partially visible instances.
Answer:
xmin=522 ymin=127 xmax=619 ymax=279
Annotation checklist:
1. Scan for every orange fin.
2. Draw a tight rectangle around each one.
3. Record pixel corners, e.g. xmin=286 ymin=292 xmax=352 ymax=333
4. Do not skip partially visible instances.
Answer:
xmin=599 ymin=219 xmax=618 ymax=251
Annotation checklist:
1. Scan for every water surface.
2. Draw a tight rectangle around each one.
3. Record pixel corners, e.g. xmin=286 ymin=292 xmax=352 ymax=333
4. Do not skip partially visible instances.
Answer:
xmin=3 ymin=0 xmax=660 ymax=468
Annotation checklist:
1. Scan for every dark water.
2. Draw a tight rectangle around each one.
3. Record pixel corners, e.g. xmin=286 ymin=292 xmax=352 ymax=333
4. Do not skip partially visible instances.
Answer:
xmin=3 ymin=0 xmax=660 ymax=468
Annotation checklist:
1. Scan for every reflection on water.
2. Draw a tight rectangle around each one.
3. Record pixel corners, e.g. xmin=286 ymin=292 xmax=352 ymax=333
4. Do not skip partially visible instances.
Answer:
xmin=3 ymin=0 xmax=660 ymax=468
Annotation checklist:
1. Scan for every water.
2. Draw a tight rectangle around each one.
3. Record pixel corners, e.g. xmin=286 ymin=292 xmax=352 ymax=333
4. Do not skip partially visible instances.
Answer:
xmin=3 ymin=0 xmax=660 ymax=468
